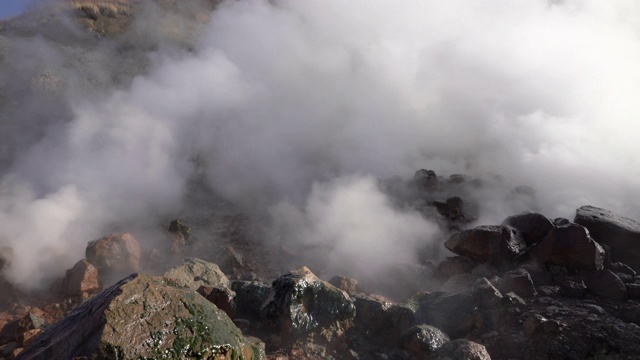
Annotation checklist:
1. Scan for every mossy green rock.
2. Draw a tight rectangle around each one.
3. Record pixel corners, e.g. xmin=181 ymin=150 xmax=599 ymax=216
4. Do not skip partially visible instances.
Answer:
xmin=17 ymin=273 xmax=265 ymax=360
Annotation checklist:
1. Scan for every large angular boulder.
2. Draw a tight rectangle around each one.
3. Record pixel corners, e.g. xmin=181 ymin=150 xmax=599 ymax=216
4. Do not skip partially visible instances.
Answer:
xmin=352 ymin=294 xmax=414 ymax=346
xmin=163 ymin=258 xmax=230 ymax=291
xmin=17 ymin=273 xmax=265 ymax=360
xmin=260 ymin=266 xmax=355 ymax=337
xmin=531 ymin=223 xmax=604 ymax=270
xmin=231 ymin=280 xmax=272 ymax=322
xmin=499 ymin=269 xmax=537 ymax=298
xmin=85 ymin=233 xmax=140 ymax=285
xmin=414 ymin=169 xmax=439 ymax=191
xmin=444 ymin=225 xmax=526 ymax=267
xmin=575 ymin=205 xmax=640 ymax=269
xmin=61 ymin=259 xmax=99 ymax=296
xmin=502 ymin=212 xmax=554 ymax=246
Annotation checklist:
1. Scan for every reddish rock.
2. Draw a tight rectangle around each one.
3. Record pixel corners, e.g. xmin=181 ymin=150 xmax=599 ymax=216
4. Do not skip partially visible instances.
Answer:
xmin=328 ymin=275 xmax=358 ymax=295
xmin=502 ymin=211 xmax=554 ymax=246
xmin=85 ymin=233 xmax=140 ymax=276
xmin=444 ymin=225 xmax=526 ymax=266
xmin=197 ymin=285 xmax=236 ymax=319
xmin=61 ymin=260 xmax=99 ymax=296
xmin=500 ymin=269 xmax=537 ymax=298
xmin=0 ymin=312 xmax=45 ymax=345
xmin=584 ymin=269 xmax=627 ymax=300
xmin=18 ymin=329 xmax=42 ymax=347
xmin=531 ymin=224 xmax=604 ymax=270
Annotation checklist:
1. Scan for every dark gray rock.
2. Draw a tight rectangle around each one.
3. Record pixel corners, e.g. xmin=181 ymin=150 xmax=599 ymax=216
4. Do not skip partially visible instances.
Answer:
xmin=575 ymin=205 xmax=640 ymax=270
xmin=431 ymin=339 xmax=491 ymax=360
xmin=584 ymin=269 xmax=627 ymax=300
xmin=500 ymin=269 xmax=537 ymax=298
xmin=231 ymin=280 xmax=271 ymax=322
xmin=260 ymin=266 xmax=355 ymax=337
xmin=413 ymin=292 xmax=479 ymax=338
xmin=502 ymin=212 xmax=554 ymax=246
xmin=531 ymin=224 xmax=604 ymax=270
xmin=444 ymin=225 xmax=526 ymax=267
xmin=399 ymin=324 xmax=449 ymax=356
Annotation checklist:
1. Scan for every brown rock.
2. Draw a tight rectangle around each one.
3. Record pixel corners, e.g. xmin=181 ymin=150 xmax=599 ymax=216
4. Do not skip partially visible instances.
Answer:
xmin=502 ymin=211 xmax=554 ymax=246
xmin=431 ymin=339 xmax=491 ymax=360
xmin=0 ymin=312 xmax=45 ymax=345
xmin=18 ymin=329 xmax=42 ymax=347
xmin=61 ymin=260 xmax=99 ymax=296
xmin=575 ymin=205 xmax=640 ymax=270
xmin=499 ymin=269 xmax=537 ymax=298
xmin=531 ymin=224 xmax=604 ymax=270
xmin=328 ymin=275 xmax=358 ymax=295
xmin=440 ymin=273 xmax=475 ymax=293
xmin=584 ymin=269 xmax=627 ymax=300
xmin=444 ymin=225 xmax=526 ymax=266
xmin=197 ymin=285 xmax=236 ymax=319
xmin=85 ymin=233 xmax=140 ymax=285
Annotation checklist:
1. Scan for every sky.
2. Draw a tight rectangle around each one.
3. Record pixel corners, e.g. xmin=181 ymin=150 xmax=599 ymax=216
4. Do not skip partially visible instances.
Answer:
xmin=0 ymin=0 xmax=28 ymax=19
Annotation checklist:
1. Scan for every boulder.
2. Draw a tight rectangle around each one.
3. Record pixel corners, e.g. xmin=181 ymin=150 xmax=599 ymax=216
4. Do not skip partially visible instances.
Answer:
xmin=499 ymin=269 xmax=537 ymax=298
xmin=167 ymin=219 xmax=194 ymax=257
xmin=352 ymin=294 xmax=414 ymax=346
xmin=502 ymin=212 xmax=554 ymax=246
xmin=17 ymin=273 xmax=265 ymax=360
xmin=437 ymin=256 xmax=475 ymax=280
xmin=414 ymin=292 xmax=478 ymax=339
xmin=440 ymin=273 xmax=476 ymax=293
xmin=260 ymin=266 xmax=355 ymax=337
xmin=231 ymin=280 xmax=272 ymax=322
xmin=575 ymin=205 xmax=640 ymax=269
xmin=163 ymin=258 xmax=230 ymax=291
xmin=431 ymin=339 xmax=492 ymax=360
xmin=61 ymin=259 xmax=99 ymax=296
xmin=399 ymin=324 xmax=449 ymax=356
xmin=434 ymin=197 xmax=468 ymax=221
xmin=558 ymin=280 xmax=587 ymax=299
xmin=414 ymin=169 xmax=438 ymax=192
xmin=531 ymin=224 xmax=604 ymax=270
xmin=584 ymin=269 xmax=627 ymax=300
xmin=85 ymin=233 xmax=140 ymax=285
xmin=472 ymin=278 xmax=503 ymax=309
xmin=444 ymin=225 xmax=526 ymax=267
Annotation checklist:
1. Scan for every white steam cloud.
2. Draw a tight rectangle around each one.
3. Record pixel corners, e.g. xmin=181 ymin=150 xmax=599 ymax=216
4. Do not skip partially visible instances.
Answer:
xmin=2 ymin=0 xmax=640 ymax=287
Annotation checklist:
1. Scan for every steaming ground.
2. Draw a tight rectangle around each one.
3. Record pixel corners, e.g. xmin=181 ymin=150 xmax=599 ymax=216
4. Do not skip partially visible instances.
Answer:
xmin=1 ymin=0 xmax=640 ymax=289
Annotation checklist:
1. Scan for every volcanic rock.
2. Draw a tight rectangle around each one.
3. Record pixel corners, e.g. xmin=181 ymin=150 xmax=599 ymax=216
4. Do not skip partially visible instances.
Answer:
xmin=231 ymin=280 xmax=272 ymax=322
xmin=85 ymin=233 xmax=140 ymax=285
xmin=352 ymin=294 xmax=414 ymax=346
xmin=440 ymin=273 xmax=476 ymax=293
xmin=437 ymin=256 xmax=475 ymax=280
xmin=575 ymin=205 xmax=640 ymax=270
xmin=413 ymin=292 xmax=479 ymax=339
xmin=0 ymin=246 xmax=13 ymax=275
xmin=608 ymin=262 xmax=636 ymax=276
xmin=434 ymin=197 xmax=467 ymax=221
xmin=414 ymin=169 xmax=439 ymax=191
xmin=502 ymin=211 xmax=554 ymax=246
xmin=499 ymin=269 xmax=537 ymax=298
xmin=431 ymin=339 xmax=491 ymax=360
xmin=61 ymin=259 xmax=99 ymax=296
xmin=162 ymin=257 xmax=230 ymax=291
xmin=558 ymin=279 xmax=587 ymax=298
xmin=531 ymin=223 xmax=604 ymax=270
xmin=17 ymin=273 xmax=265 ymax=360
xmin=260 ymin=266 xmax=355 ymax=337
xmin=584 ymin=269 xmax=627 ymax=300
xmin=444 ymin=225 xmax=526 ymax=267
xmin=472 ymin=278 xmax=503 ymax=309
xmin=197 ymin=285 xmax=236 ymax=319
xmin=0 ymin=312 xmax=45 ymax=346
xmin=329 ymin=275 xmax=358 ymax=295
xmin=399 ymin=324 xmax=450 ymax=356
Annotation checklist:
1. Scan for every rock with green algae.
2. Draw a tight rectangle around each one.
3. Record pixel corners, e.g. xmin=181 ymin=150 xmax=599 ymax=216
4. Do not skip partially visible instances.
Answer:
xmin=16 ymin=273 xmax=265 ymax=360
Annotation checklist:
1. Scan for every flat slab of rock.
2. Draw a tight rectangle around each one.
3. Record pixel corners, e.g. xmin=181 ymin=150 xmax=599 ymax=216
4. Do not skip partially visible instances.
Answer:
xmin=17 ymin=273 xmax=265 ymax=360
xmin=575 ymin=205 xmax=640 ymax=270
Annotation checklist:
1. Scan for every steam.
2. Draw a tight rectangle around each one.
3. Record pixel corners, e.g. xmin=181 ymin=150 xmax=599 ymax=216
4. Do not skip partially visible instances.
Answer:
xmin=1 ymin=0 xmax=640 ymax=288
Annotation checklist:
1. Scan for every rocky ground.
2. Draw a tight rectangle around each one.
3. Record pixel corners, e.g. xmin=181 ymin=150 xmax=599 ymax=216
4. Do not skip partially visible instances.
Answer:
xmin=1 ymin=168 xmax=640 ymax=359
xmin=2 ymin=1 xmax=640 ymax=360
